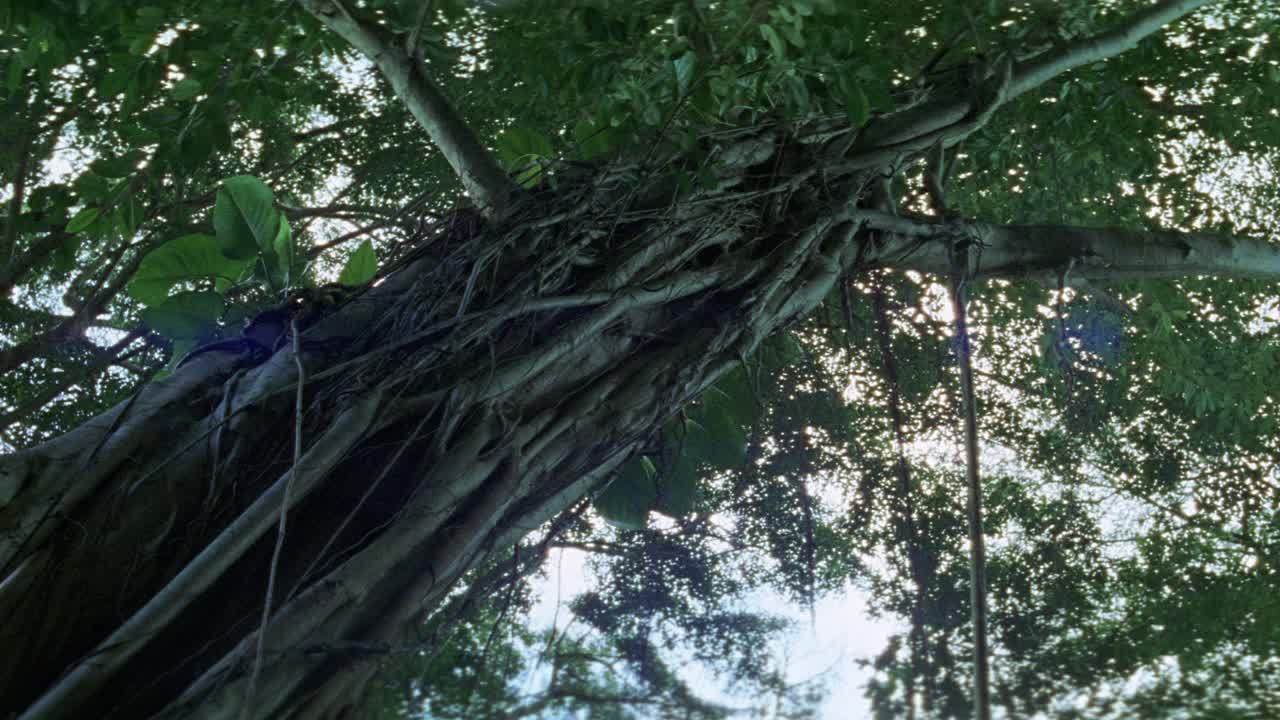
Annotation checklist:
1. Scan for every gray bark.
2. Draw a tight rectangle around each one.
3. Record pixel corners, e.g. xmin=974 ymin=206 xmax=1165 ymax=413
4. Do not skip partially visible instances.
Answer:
xmin=298 ymin=0 xmax=519 ymax=218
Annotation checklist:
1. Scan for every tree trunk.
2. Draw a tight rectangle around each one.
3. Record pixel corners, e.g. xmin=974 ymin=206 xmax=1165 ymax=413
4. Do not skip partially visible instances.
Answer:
xmin=0 ymin=121 xmax=882 ymax=719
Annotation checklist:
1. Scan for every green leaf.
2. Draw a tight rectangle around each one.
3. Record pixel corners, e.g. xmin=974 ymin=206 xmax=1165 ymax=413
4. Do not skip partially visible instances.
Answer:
xmin=594 ymin=457 xmax=658 ymax=530
xmin=573 ymin=119 xmax=617 ymax=160
xmin=841 ymin=76 xmax=870 ymax=126
xmin=681 ymin=366 xmax=759 ymax=470
xmin=53 ymin=235 xmax=81 ymax=272
xmin=155 ymin=337 xmax=198 ymax=375
xmin=6 ymin=63 xmax=24 ymax=93
xmin=673 ymin=51 xmax=698 ymax=98
xmin=495 ymin=127 xmax=555 ymax=188
xmin=141 ymin=290 xmax=224 ymax=339
xmin=791 ymin=0 xmax=816 ymax=16
xmin=778 ymin=22 xmax=806 ymax=48
xmin=272 ymin=217 xmax=295 ymax=288
xmin=576 ymin=6 xmax=607 ymax=40
xmin=337 ymin=239 xmax=378 ymax=286
xmin=759 ymin=24 xmax=786 ymax=60
xmin=213 ymin=175 xmax=280 ymax=260
xmin=128 ymin=234 xmax=253 ymax=306
xmin=653 ymin=456 xmax=697 ymax=518
xmin=252 ymin=252 xmax=282 ymax=294
xmin=657 ymin=367 xmax=761 ymax=503
xmin=114 ymin=195 xmax=144 ymax=238
xmin=494 ymin=126 xmax=555 ymax=169
xmin=128 ymin=36 xmax=153 ymax=56
xmin=65 ymin=207 xmax=100 ymax=234
xmin=171 ymin=77 xmax=202 ymax=101
xmin=90 ymin=154 xmax=139 ymax=178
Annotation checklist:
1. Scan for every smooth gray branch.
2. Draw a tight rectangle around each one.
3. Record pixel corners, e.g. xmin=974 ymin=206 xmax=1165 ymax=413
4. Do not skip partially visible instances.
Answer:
xmin=855 ymin=0 xmax=1218 ymax=151
xmin=858 ymin=211 xmax=1280 ymax=283
xmin=298 ymin=0 xmax=518 ymax=217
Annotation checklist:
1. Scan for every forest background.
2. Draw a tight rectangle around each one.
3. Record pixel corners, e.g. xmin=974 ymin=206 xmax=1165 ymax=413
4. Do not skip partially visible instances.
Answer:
xmin=1 ymin=0 xmax=1279 ymax=718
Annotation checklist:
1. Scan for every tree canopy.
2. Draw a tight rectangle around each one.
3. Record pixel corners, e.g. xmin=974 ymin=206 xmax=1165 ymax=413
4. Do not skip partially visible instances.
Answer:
xmin=1 ymin=0 xmax=1279 ymax=718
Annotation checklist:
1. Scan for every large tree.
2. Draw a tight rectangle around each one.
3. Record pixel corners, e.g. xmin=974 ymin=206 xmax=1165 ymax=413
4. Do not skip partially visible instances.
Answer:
xmin=2 ymin=0 xmax=1278 ymax=718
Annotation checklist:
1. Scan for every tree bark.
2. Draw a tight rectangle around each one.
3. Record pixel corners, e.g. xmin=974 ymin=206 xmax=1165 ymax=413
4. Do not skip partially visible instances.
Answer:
xmin=298 ymin=0 xmax=519 ymax=218
xmin=2 ymin=123 xmax=878 ymax=718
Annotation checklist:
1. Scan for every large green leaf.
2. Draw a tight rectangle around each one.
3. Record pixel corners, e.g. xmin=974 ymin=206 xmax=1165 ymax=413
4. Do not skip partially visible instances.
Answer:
xmin=127 ymin=234 xmax=253 ymax=306
xmin=653 ymin=461 xmax=697 ymax=518
xmin=759 ymin=24 xmax=786 ymax=60
xmin=264 ymin=215 xmax=296 ymax=290
xmin=572 ymin=119 xmax=620 ymax=160
xmin=114 ymin=194 xmax=144 ymax=238
xmin=213 ymin=175 xmax=280 ymax=260
xmin=495 ymin=127 xmax=555 ymax=168
xmin=140 ymin=290 xmax=224 ymax=340
xmin=657 ymin=366 xmax=760 ymax=508
xmin=171 ymin=77 xmax=202 ymax=101
xmin=594 ymin=457 xmax=658 ymax=530
xmin=337 ymin=239 xmax=378 ymax=285
xmin=839 ymin=75 xmax=870 ymax=127
xmin=64 ymin=207 xmax=100 ymax=234
xmin=679 ymin=366 xmax=759 ymax=470
xmin=495 ymin=126 xmax=555 ymax=187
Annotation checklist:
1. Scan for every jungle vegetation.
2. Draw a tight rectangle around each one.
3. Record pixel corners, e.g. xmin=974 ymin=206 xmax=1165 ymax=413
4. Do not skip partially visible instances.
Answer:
xmin=1 ymin=0 xmax=1278 ymax=718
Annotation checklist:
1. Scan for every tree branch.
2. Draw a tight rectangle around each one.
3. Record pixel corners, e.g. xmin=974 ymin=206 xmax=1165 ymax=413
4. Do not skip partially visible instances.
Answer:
xmin=1009 ymin=0 xmax=1218 ymax=99
xmin=290 ymin=116 xmax=363 ymax=141
xmin=298 ymin=0 xmax=519 ymax=217
xmin=3 ymin=133 xmax=32 ymax=266
xmin=858 ymin=212 xmax=1280 ymax=283
xmin=0 ymin=237 xmax=151 ymax=374
xmin=278 ymin=202 xmax=398 ymax=220
xmin=854 ymin=0 xmax=1217 ymax=151
xmin=0 ymin=230 xmax=70 ymax=299
xmin=0 ymin=327 xmax=149 ymax=433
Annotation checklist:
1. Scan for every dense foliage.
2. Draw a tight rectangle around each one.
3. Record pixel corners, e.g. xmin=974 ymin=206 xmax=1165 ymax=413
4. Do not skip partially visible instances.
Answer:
xmin=2 ymin=0 xmax=1278 ymax=718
